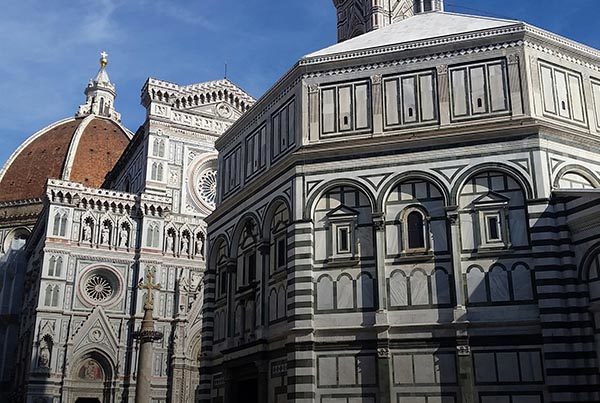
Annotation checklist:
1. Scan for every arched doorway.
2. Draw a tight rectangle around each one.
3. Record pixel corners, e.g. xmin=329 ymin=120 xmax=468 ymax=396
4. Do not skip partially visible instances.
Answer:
xmin=67 ymin=352 xmax=115 ymax=403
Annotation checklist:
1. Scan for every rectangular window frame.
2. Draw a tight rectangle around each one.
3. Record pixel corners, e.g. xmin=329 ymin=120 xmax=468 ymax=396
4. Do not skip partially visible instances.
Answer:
xmin=222 ymin=145 xmax=242 ymax=197
xmin=383 ymin=70 xmax=439 ymax=130
xmin=538 ymin=61 xmax=588 ymax=126
xmin=329 ymin=218 xmax=357 ymax=260
xmin=245 ymin=124 xmax=267 ymax=180
xmin=320 ymin=80 xmax=372 ymax=138
xmin=449 ymin=59 xmax=511 ymax=122
xmin=591 ymin=79 xmax=600 ymax=129
xmin=275 ymin=234 xmax=287 ymax=272
xmin=271 ymin=98 xmax=296 ymax=162
xmin=478 ymin=208 xmax=510 ymax=249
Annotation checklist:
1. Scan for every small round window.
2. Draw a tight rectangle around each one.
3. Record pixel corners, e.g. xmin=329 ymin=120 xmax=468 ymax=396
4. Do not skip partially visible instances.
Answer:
xmin=79 ymin=266 xmax=122 ymax=307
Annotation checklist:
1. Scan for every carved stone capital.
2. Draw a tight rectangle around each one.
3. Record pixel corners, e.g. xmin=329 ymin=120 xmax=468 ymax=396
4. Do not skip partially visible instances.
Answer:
xmin=372 ymin=212 xmax=386 ymax=231
xmin=371 ymin=74 xmax=382 ymax=85
xmin=436 ymin=64 xmax=448 ymax=75
xmin=445 ymin=206 xmax=459 ymax=225
xmin=457 ymin=344 xmax=471 ymax=356
xmin=507 ymin=53 xmax=520 ymax=65
xmin=308 ymin=84 xmax=319 ymax=94
xmin=377 ymin=347 xmax=390 ymax=358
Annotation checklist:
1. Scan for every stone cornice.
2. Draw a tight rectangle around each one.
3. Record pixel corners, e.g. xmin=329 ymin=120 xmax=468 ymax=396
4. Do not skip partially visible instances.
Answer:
xmin=300 ymin=23 xmax=527 ymax=66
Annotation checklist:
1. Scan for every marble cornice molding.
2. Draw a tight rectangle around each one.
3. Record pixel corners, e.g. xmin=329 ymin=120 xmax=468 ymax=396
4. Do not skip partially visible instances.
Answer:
xmin=301 ymin=24 xmax=527 ymax=66
xmin=523 ymin=39 xmax=600 ymax=73
xmin=303 ymin=41 xmax=523 ymax=80
xmin=70 ymin=254 xmax=134 ymax=265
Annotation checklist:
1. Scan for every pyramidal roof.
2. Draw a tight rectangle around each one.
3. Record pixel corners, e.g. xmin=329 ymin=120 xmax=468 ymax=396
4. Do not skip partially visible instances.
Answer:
xmin=304 ymin=11 xmax=521 ymax=59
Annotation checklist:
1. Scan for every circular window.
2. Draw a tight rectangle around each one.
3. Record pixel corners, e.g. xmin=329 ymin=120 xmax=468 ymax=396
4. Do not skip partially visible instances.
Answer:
xmin=197 ymin=168 xmax=217 ymax=209
xmin=79 ymin=266 xmax=122 ymax=307
xmin=188 ymin=154 xmax=218 ymax=213
xmin=85 ymin=274 xmax=114 ymax=302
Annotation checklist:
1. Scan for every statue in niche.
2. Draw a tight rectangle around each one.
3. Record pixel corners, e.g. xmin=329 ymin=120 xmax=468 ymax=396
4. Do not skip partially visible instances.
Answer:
xmin=195 ymin=234 xmax=204 ymax=259
xmin=119 ymin=225 xmax=129 ymax=248
xmin=178 ymin=274 xmax=190 ymax=311
xmin=166 ymin=231 xmax=175 ymax=254
xmin=38 ymin=338 xmax=51 ymax=368
xmin=181 ymin=234 xmax=189 ymax=256
xmin=101 ymin=223 xmax=110 ymax=245
xmin=83 ymin=220 xmax=92 ymax=243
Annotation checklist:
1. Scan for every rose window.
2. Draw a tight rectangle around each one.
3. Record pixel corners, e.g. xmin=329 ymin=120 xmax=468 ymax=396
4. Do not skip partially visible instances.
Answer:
xmin=85 ymin=274 xmax=114 ymax=302
xmin=197 ymin=169 xmax=217 ymax=209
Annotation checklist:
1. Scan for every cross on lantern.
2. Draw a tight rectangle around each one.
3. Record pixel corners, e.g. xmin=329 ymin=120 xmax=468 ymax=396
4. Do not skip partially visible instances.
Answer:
xmin=138 ymin=267 xmax=161 ymax=309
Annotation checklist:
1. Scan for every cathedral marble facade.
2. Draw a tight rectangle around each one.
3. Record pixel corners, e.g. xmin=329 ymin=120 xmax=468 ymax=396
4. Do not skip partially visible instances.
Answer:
xmin=0 ymin=54 xmax=253 ymax=402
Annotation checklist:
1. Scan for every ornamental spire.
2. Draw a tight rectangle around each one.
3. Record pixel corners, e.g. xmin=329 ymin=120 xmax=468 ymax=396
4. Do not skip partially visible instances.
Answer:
xmin=76 ymin=51 xmax=121 ymax=121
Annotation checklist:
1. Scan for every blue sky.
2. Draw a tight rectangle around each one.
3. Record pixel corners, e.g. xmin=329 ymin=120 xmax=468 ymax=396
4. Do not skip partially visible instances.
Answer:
xmin=1 ymin=0 xmax=599 ymax=166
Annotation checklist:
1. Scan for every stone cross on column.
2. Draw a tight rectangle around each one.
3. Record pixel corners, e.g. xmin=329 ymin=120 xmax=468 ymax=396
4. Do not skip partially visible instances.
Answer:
xmin=134 ymin=267 xmax=163 ymax=403
xmin=138 ymin=267 xmax=161 ymax=309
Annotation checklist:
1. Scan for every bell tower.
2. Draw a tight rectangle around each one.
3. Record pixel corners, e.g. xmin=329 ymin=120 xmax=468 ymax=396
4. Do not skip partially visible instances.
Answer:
xmin=333 ymin=0 xmax=444 ymax=42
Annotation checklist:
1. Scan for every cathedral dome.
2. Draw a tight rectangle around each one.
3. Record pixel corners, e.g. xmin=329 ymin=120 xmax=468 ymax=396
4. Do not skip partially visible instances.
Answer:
xmin=0 ymin=116 xmax=131 ymax=202
xmin=0 ymin=52 xmax=132 ymax=203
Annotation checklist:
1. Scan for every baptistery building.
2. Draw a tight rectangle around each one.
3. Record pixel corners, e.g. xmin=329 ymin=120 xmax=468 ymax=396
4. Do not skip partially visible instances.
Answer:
xmin=200 ymin=1 xmax=600 ymax=403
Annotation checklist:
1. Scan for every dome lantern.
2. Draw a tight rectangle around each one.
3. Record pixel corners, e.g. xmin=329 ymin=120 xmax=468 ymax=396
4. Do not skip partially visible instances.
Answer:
xmin=76 ymin=51 xmax=121 ymax=121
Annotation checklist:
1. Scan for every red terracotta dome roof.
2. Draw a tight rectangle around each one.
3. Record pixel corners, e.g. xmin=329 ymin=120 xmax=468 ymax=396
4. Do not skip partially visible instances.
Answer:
xmin=0 ymin=116 xmax=131 ymax=203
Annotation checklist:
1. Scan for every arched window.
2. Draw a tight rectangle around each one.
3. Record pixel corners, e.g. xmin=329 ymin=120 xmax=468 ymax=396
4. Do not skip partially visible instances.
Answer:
xmin=157 ymin=163 xmax=163 ymax=181
xmin=146 ymin=225 xmax=154 ymax=247
xmin=488 ymin=266 xmax=510 ymax=302
xmin=53 ymin=214 xmax=61 ymax=236
xmin=158 ymin=140 xmax=165 ymax=158
xmin=51 ymin=286 xmax=60 ymax=307
xmin=48 ymin=257 xmax=56 ymax=277
xmin=277 ymin=286 xmax=286 ymax=319
xmin=55 ymin=257 xmax=63 ymax=277
xmin=409 ymin=269 xmax=429 ymax=305
xmin=389 ymin=271 xmax=408 ymax=307
xmin=146 ymin=223 xmax=160 ymax=248
xmin=151 ymin=163 xmax=158 ymax=181
xmin=431 ymin=268 xmax=451 ymax=305
xmin=336 ymin=274 xmax=354 ymax=310
xmin=60 ymin=215 xmax=68 ymax=236
xmin=357 ymin=272 xmax=375 ymax=309
xmin=53 ymin=212 xmax=68 ymax=237
xmin=407 ymin=210 xmax=426 ymax=250
xmin=269 ymin=289 xmax=278 ymax=322
xmin=153 ymin=225 xmax=160 ymax=248
xmin=44 ymin=285 xmax=53 ymax=306
xmin=466 ymin=266 xmax=487 ymax=304
xmin=316 ymin=275 xmax=334 ymax=311
xmin=512 ymin=264 xmax=534 ymax=301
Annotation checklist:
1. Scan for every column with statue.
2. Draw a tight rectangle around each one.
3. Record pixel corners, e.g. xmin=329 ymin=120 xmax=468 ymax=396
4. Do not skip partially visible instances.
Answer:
xmin=133 ymin=266 xmax=164 ymax=403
